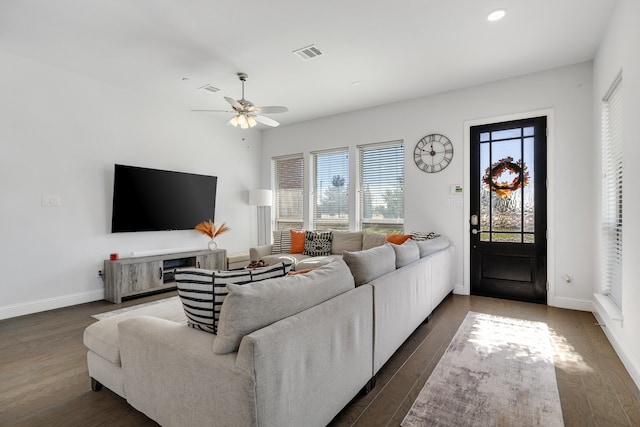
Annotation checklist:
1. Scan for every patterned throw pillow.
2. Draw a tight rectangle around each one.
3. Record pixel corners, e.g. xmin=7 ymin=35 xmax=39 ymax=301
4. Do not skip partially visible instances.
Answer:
xmin=303 ymin=231 xmax=333 ymax=256
xmin=175 ymin=262 xmax=292 ymax=334
xmin=409 ymin=231 xmax=441 ymax=241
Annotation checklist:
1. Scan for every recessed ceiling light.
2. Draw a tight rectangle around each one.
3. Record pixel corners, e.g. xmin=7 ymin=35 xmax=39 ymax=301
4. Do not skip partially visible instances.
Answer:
xmin=487 ymin=9 xmax=507 ymax=22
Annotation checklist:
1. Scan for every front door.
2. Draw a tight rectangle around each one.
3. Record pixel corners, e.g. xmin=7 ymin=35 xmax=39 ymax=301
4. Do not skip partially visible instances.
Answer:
xmin=470 ymin=117 xmax=547 ymax=304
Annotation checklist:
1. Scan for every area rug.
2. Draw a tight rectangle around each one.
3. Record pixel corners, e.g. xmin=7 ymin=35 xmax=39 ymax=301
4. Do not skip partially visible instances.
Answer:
xmin=91 ymin=296 xmax=180 ymax=320
xmin=401 ymin=311 xmax=564 ymax=427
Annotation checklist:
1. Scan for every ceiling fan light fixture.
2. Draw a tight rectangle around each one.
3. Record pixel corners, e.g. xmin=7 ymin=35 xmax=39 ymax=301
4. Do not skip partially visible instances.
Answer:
xmin=191 ymin=72 xmax=287 ymax=129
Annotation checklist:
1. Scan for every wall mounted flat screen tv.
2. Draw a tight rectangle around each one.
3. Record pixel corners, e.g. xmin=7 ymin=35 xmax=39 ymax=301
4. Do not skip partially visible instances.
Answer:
xmin=111 ymin=164 xmax=217 ymax=233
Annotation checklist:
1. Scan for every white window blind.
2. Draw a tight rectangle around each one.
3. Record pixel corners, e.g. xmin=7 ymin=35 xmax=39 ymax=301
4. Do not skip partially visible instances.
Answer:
xmin=273 ymin=154 xmax=304 ymax=231
xmin=601 ymin=73 xmax=623 ymax=309
xmin=312 ymin=148 xmax=349 ymax=230
xmin=357 ymin=141 xmax=404 ymax=233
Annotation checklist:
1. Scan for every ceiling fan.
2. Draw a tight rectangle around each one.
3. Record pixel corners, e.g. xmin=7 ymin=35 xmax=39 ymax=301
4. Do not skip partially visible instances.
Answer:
xmin=192 ymin=73 xmax=288 ymax=128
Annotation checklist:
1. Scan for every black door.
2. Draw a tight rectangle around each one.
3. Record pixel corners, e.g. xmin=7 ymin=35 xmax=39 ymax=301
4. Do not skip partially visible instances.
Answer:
xmin=470 ymin=117 xmax=547 ymax=304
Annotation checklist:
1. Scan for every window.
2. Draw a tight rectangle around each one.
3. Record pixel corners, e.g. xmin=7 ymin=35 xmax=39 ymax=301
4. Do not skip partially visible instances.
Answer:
xmin=273 ymin=154 xmax=304 ymax=231
xmin=311 ymin=148 xmax=349 ymax=230
xmin=357 ymin=141 xmax=404 ymax=233
xmin=601 ymin=73 xmax=623 ymax=309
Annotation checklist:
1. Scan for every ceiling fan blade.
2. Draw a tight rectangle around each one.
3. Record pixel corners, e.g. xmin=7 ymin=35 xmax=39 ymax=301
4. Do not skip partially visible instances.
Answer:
xmin=224 ymin=96 xmax=243 ymax=110
xmin=254 ymin=114 xmax=280 ymax=127
xmin=254 ymin=106 xmax=288 ymax=114
xmin=191 ymin=109 xmax=234 ymax=113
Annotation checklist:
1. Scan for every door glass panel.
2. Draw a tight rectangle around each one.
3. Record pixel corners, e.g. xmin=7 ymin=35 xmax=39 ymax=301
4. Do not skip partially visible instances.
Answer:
xmin=480 ymin=125 xmax=534 ymax=243
xmin=491 ymin=128 xmax=521 ymax=140
xmin=523 ymin=137 xmax=535 ymax=234
xmin=479 ymin=142 xmax=490 ymax=234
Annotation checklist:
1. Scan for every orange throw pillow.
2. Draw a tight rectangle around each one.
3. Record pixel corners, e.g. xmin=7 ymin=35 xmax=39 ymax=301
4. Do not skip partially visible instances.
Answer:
xmin=290 ymin=230 xmax=306 ymax=254
xmin=288 ymin=269 xmax=312 ymax=276
xmin=386 ymin=234 xmax=412 ymax=245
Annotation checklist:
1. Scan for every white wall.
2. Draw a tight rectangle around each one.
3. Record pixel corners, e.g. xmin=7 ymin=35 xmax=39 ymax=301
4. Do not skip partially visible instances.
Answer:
xmin=0 ymin=51 xmax=262 ymax=319
xmin=592 ymin=0 xmax=640 ymax=387
xmin=262 ymin=62 xmax=594 ymax=310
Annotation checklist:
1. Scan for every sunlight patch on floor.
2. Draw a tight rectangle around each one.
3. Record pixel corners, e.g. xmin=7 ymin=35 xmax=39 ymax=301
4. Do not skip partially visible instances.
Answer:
xmin=548 ymin=328 xmax=594 ymax=374
xmin=467 ymin=313 xmax=554 ymax=365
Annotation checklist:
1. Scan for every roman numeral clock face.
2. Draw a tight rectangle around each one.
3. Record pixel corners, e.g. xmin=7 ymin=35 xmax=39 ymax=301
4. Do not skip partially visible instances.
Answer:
xmin=413 ymin=133 xmax=454 ymax=173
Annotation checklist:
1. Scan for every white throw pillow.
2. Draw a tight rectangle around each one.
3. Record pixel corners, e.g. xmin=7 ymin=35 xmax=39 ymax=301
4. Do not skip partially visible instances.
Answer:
xmin=389 ymin=240 xmax=420 ymax=268
xmin=213 ymin=260 xmax=355 ymax=354
xmin=342 ymin=243 xmax=396 ymax=286
xmin=415 ymin=236 xmax=450 ymax=258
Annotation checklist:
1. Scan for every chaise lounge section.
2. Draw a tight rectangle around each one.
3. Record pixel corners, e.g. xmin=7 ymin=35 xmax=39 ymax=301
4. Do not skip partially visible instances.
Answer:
xmin=84 ymin=236 xmax=455 ymax=426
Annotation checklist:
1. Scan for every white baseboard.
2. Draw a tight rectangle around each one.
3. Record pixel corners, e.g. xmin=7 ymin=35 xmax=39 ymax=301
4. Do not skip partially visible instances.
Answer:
xmin=548 ymin=296 xmax=593 ymax=312
xmin=0 ymin=290 xmax=104 ymax=320
xmin=592 ymin=309 xmax=640 ymax=391
xmin=453 ymin=284 xmax=467 ymax=295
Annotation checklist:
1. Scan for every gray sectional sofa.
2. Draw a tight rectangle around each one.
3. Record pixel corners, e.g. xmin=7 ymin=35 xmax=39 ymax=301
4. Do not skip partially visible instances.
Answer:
xmin=84 ymin=237 xmax=455 ymax=427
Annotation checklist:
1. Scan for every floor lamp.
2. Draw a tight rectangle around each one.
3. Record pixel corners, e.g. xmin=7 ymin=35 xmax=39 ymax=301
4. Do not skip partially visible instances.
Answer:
xmin=249 ymin=189 xmax=272 ymax=246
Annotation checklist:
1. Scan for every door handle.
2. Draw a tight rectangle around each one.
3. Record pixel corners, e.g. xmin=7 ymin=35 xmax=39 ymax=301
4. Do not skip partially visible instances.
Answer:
xmin=470 ymin=214 xmax=478 ymax=226
xmin=471 ymin=229 xmax=478 ymax=235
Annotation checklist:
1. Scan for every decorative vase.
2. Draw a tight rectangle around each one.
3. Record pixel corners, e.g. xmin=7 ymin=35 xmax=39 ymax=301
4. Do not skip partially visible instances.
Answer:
xmin=208 ymin=239 xmax=218 ymax=250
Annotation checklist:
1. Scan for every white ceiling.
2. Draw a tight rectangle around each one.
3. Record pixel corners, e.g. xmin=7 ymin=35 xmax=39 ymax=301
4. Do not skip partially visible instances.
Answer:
xmin=0 ymin=0 xmax=617 ymax=127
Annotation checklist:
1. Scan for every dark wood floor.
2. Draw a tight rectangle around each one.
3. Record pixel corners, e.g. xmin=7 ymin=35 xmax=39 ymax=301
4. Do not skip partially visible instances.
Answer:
xmin=1 ymin=292 xmax=639 ymax=426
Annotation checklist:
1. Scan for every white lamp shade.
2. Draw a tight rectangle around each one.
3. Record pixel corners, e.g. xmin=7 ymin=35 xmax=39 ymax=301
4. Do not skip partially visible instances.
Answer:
xmin=249 ymin=189 xmax=272 ymax=206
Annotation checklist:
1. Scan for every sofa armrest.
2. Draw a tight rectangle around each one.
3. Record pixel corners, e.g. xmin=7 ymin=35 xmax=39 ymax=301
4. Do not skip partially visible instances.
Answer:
xmin=250 ymin=244 xmax=273 ymax=261
xmin=118 ymin=316 xmax=256 ymax=427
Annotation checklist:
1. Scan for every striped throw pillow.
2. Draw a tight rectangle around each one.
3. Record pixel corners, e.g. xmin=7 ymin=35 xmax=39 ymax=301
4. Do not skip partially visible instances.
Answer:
xmin=272 ymin=230 xmax=293 ymax=254
xmin=175 ymin=262 xmax=292 ymax=334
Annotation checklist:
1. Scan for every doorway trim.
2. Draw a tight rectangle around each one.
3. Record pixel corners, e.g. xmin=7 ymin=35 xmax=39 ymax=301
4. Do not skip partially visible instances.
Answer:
xmin=462 ymin=109 xmax=557 ymax=306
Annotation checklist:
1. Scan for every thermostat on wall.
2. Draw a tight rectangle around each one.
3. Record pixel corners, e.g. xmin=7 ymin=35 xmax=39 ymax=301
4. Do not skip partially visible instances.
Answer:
xmin=450 ymin=184 xmax=463 ymax=195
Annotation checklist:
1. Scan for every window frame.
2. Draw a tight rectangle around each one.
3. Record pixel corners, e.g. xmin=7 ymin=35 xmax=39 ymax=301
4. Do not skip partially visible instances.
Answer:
xmin=600 ymin=71 xmax=623 ymax=312
xmin=310 ymin=147 xmax=350 ymax=231
xmin=272 ymin=153 xmax=304 ymax=231
xmin=356 ymin=140 xmax=405 ymax=234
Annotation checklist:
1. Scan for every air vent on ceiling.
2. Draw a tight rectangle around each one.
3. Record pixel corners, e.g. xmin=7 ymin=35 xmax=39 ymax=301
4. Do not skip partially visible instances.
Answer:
xmin=293 ymin=44 xmax=324 ymax=61
xmin=199 ymin=84 xmax=221 ymax=93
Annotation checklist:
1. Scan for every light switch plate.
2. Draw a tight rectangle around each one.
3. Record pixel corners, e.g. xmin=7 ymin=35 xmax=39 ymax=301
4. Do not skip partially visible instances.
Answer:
xmin=41 ymin=195 xmax=61 ymax=207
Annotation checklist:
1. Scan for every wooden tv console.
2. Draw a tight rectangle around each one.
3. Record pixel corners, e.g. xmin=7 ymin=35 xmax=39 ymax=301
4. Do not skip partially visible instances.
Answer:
xmin=103 ymin=249 xmax=226 ymax=303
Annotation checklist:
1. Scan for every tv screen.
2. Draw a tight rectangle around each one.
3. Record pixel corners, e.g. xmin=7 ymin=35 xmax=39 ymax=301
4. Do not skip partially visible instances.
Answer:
xmin=111 ymin=164 xmax=217 ymax=233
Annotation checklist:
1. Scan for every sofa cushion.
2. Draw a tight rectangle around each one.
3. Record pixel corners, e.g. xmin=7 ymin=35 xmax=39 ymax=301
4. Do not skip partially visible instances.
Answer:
xmin=295 ymin=255 xmax=340 ymax=271
xmin=303 ymin=231 xmax=333 ymax=256
xmin=213 ymin=259 xmax=355 ymax=354
xmin=389 ymin=241 xmax=420 ymax=268
xmin=415 ymin=236 xmax=450 ymax=258
xmin=362 ymin=232 xmax=387 ymax=250
xmin=331 ymin=231 xmax=364 ymax=254
xmin=343 ymin=243 xmax=396 ymax=286
xmin=290 ymin=230 xmax=306 ymax=254
xmin=175 ymin=262 xmax=292 ymax=334
xmin=83 ymin=297 xmax=186 ymax=365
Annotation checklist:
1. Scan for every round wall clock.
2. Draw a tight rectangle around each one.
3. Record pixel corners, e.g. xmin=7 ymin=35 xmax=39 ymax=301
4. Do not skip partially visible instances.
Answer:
xmin=413 ymin=133 xmax=454 ymax=173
